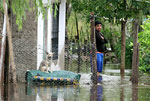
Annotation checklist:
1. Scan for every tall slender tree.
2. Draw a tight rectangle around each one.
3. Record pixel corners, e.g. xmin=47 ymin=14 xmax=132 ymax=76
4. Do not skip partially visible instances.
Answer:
xmin=3 ymin=0 xmax=16 ymax=83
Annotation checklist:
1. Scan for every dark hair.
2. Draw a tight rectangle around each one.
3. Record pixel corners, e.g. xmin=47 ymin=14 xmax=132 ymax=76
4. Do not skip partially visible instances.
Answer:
xmin=95 ymin=21 xmax=102 ymax=26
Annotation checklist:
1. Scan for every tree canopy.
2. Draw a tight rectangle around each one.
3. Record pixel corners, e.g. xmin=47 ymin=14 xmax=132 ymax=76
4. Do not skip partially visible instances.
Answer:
xmin=0 ymin=0 xmax=59 ymax=29
xmin=71 ymin=0 xmax=150 ymax=22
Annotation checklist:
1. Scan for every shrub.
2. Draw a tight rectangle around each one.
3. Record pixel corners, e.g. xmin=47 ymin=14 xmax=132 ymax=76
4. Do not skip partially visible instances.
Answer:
xmin=138 ymin=16 xmax=150 ymax=73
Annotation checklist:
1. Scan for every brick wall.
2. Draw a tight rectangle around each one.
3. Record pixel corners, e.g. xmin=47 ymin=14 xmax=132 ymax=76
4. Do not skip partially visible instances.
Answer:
xmin=12 ymin=10 xmax=37 ymax=82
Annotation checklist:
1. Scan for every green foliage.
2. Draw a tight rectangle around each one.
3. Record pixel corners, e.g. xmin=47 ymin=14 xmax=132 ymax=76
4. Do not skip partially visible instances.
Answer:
xmin=0 ymin=0 xmax=59 ymax=30
xmin=0 ymin=0 xmax=3 ymax=12
xmin=70 ymin=0 xmax=150 ymax=67
xmin=71 ymin=0 xmax=150 ymax=22
xmin=67 ymin=11 xmax=90 ymax=46
xmin=11 ymin=0 xmax=31 ymax=29
xmin=114 ymin=38 xmax=121 ymax=61
xmin=114 ymin=36 xmax=133 ymax=68
xmin=125 ymin=38 xmax=133 ymax=68
xmin=138 ymin=16 xmax=150 ymax=73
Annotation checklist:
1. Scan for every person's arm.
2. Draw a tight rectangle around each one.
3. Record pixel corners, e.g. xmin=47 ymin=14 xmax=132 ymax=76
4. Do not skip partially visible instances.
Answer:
xmin=104 ymin=37 xmax=108 ymax=44
xmin=95 ymin=31 xmax=101 ymax=39
xmin=99 ymin=32 xmax=108 ymax=44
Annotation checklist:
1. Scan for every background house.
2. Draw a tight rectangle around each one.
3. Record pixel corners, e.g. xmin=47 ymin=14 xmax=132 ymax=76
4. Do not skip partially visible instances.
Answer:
xmin=11 ymin=0 xmax=66 ymax=82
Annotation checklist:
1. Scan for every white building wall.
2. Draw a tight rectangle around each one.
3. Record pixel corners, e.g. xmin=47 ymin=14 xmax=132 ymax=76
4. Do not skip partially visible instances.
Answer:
xmin=37 ymin=0 xmax=66 ymax=70
xmin=37 ymin=12 xmax=44 ymax=69
xmin=47 ymin=8 xmax=52 ymax=55
xmin=58 ymin=0 xmax=66 ymax=69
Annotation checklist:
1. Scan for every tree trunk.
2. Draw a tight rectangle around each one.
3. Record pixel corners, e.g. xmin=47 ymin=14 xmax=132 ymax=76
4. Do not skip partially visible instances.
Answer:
xmin=120 ymin=80 xmax=125 ymax=101
xmin=132 ymin=84 xmax=138 ymax=101
xmin=120 ymin=20 xmax=127 ymax=78
xmin=131 ymin=19 xmax=139 ymax=84
xmin=75 ymin=12 xmax=81 ymax=73
xmin=3 ymin=0 xmax=17 ymax=83
xmin=90 ymin=13 xmax=97 ymax=84
xmin=66 ymin=0 xmax=72 ymax=25
xmin=4 ymin=36 xmax=9 ymax=84
xmin=0 ymin=13 xmax=6 ymax=83
xmin=120 ymin=87 xmax=124 ymax=101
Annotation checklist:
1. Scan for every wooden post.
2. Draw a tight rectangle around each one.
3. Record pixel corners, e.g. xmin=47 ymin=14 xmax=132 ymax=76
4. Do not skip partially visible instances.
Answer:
xmin=90 ymin=13 xmax=97 ymax=84
xmin=77 ymin=45 xmax=81 ymax=73
xmin=90 ymin=85 xmax=98 ymax=101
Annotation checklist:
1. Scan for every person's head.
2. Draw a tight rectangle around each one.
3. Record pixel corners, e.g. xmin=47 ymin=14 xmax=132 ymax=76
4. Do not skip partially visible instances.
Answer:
xmin=95 ymin=21 xmax=102 ymax=32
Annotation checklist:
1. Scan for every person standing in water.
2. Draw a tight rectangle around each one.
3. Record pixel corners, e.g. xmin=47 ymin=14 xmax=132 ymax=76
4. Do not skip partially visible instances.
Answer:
xmin=95 ymin=21 xmax=108 ymax=75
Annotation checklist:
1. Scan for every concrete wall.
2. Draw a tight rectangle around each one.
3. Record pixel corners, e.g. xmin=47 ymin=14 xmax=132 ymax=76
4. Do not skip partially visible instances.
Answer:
xmin=12 ymin=11 xmax=37 ymax=82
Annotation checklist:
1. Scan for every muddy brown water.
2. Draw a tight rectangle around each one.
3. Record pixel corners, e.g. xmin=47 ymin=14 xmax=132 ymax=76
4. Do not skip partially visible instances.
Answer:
xmin=0 ymin=64 xmax=150 ymax=101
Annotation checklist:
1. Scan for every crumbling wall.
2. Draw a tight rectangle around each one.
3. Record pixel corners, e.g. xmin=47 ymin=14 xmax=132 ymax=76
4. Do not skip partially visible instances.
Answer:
xmin=12 ymin=10 xmax=37 ymax=82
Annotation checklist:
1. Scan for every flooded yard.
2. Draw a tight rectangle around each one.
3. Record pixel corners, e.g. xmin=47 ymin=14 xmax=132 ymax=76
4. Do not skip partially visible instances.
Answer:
xmin=0 ymin=64 xmax=150 ymax=101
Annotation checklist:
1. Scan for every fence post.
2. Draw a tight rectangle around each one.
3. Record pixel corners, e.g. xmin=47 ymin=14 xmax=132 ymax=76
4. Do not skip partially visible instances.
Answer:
xmin=90 ymin=13 xmax=97 ymax=84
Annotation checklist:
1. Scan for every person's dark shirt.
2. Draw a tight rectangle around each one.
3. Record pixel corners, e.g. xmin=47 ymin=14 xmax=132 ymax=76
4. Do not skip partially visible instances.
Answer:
xmin=95 ymin=30 xmax=108 ymax=52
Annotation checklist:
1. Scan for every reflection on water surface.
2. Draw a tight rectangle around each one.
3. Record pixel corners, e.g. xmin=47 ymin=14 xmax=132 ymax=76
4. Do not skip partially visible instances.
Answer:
xmin=0 ymin=64 xmax=150 ymax=101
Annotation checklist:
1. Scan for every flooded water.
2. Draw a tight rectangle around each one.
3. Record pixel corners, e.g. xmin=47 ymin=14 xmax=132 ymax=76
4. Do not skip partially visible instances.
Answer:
xmin=0 ymin=64 xmax=150 ymax=101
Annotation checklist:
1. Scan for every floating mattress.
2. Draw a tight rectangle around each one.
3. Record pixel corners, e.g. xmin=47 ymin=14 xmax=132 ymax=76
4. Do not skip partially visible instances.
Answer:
xmin=25 ymin=70 xmax=81 ymax=85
